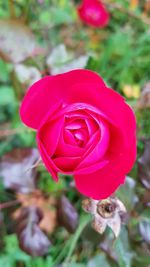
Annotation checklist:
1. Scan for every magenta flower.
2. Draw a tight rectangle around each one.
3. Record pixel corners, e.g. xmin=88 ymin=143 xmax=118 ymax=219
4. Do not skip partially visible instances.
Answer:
xmin=20 ymin=69 xmax=136 ymax=200
xmin=77 ymin=0 xmax=110 ymax=28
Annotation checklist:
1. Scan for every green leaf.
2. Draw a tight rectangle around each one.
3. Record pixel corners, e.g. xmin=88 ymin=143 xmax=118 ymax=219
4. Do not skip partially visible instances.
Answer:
xmin=116 ymin=176 xmax=137 ymax=210
xmin=0 ymin=60 xmax=12 ymax=82
xmin=0 ymin=86 xmax=16 ymax=106
xmin=87 ymin=254 xmax=111 ymax=267
xmin=63 ymin=264 xmax=85 ymax=267
xmin=39 ymin=5 xmax=75 ymax=27
xmin=114 ymin=228 xmax=135 ymax=267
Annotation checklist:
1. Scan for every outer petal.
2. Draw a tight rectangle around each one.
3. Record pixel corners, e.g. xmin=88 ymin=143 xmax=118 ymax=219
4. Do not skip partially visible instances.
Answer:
xmin=37 ymin=137 xmax=59 ymax=181
xmin=74 ymin=168 xmax=125 ymax=200
xmin=20 ymin=69 xmax=105 ymax=129
xmin=74 ymin=139 xmax=136 ymax=200
xmin=38 ymin=116 xmax=64 ymax=156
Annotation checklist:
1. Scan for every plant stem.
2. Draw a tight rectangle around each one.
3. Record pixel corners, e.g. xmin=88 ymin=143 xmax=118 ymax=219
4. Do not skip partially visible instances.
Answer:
xmin=64 ymin=214 xmax=91 ymax=265
xmin=9 ymin=0 xmax=16 ymax=18
xmin=52 ymin=214 xmax=91 ymax=267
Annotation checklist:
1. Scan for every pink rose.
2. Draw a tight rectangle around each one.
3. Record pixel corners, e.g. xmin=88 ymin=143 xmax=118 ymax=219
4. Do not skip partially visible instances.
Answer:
xmin=77 ymin=0 xmax=110 ymax=28
xmin=20 ymin=69 xmax=136 ymax=200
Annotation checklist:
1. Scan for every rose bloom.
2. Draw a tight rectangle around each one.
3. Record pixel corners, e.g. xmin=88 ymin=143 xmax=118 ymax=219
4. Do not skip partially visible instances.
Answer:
xmin=20 ymin=69 xmax=136 ymax=200
xmin=77 ymin=0 xmax=109 ymax=28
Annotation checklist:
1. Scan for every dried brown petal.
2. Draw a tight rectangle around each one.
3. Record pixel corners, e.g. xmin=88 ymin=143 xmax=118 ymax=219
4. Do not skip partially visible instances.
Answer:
xmin=82 ymin=197 xmax=126 ymax=237
xmin=82 ymin=198 xmax=97 ymax=214
xmin=92 ymin=216 xmax=106 ymax=234
xmin=115 ymin=198 xmax=126 ymax=213
xmin=97 ymin=199 xmax=116 ymax=219
xmin=107 ymin=213 xmax=121 ymax=238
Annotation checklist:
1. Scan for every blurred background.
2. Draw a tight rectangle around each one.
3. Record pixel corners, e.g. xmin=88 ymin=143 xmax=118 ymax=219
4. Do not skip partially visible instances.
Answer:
xmin=0 ymin=0 xmax=150 ymax=266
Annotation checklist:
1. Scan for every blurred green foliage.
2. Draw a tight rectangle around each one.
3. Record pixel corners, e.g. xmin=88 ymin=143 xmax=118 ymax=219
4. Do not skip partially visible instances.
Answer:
xmin=86 ymin=29 xmax=150 ymax=89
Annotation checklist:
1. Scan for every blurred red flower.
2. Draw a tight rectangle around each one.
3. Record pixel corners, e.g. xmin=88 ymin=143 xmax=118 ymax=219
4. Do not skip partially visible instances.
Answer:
xmin=77 ymin=0 xmax=110 ymax=28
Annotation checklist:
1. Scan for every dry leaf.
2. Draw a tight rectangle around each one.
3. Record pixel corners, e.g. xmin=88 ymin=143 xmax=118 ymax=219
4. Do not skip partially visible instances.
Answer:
xmin=14 ymin=64 xmax=41 ymax=86
xmin=139 ymin=219 xmax=150 ymax=245
xmin=0 ymin=19 xmax=43 ymax=63
xmin=16 ymin=206 xmax=51 ymax=256
xmin=138 ymin=140 xmax=150 ymax=189
xmin=14 ymin=193 xmax=57 ymax=234
xmin=46 ymin=44 xmax=88 ymax=75
xmin=57 ymin=195 xmax=79 ymax=233
xmin=0 ymin=148 xmax=39 ymax=193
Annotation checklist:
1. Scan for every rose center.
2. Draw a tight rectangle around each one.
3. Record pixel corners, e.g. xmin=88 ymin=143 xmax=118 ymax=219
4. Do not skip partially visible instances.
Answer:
xmin=63 ymin=116 xmax=98 ymax=148
xmin=70 ymin=128 xmax=88 ymax=147
xmin=64 ymin=119 xmax=88 ymax=148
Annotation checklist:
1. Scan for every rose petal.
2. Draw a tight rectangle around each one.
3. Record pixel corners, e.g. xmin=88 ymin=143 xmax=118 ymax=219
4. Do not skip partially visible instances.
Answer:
xmin=74 ymin=134 xmax=136 ymax=200
xmin=79 ymin=118 xmax=109 ymax=168
xmin=20 ymin=70 xmax=106 ymax=129
xmin=64 ymin=129 xmax=77 ymax=146
xmin=85 ymin=105 xmax=136 ymax=151
xmin=84 ymin=129 xmax=100 ymax=150
xmin=20 ymin=76 xmax=62 ymax=129
xmin=55 ymin=142 xmax=85 ymax=157
xmin=106 ymin=125 xmax=137 ymax=173
xmin=38 ymin=116 xmax=64 ymax=156
xmin=54 ymin=128 xmax=85 ymax=157
xmin=74 ymin=128 xmax=88 ymax=146
xmin=65 ymin=119 xmax=86 ymax=130
xmin=85 ymin=118 xmax=98 ymax=136
xmin=53 ymin=156 xmax=80 ymax=172
xmin=37 ymin=138 xmax=59 ymax=181
xmin=74 ymin=165 xmax=125 ymax=199
xmin=75 ymin=159 xmax=109 ymax=174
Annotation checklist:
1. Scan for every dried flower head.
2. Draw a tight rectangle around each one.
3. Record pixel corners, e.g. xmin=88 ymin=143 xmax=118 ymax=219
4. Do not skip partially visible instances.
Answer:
xmin=82 ymin=197 xmax=126 ymax=237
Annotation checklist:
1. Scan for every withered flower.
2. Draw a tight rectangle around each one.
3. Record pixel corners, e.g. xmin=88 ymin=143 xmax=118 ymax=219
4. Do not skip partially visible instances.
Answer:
xmin=82 ymin=197 xmax=126 ymax=237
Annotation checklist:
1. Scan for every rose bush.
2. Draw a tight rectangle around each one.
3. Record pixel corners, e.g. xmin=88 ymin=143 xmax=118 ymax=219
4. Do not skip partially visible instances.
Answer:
xmin=77 ymin=0 xmax=109 ymax=28
xmin=20 ymin=69 xmax=136 ymax=199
